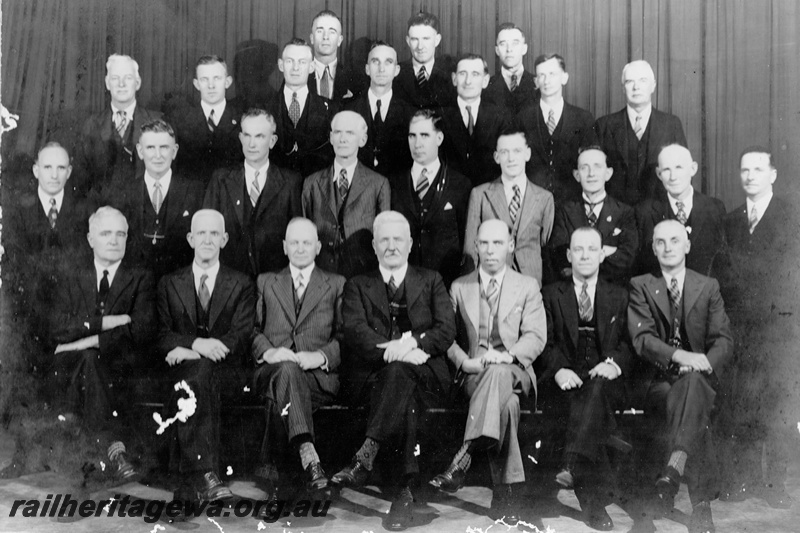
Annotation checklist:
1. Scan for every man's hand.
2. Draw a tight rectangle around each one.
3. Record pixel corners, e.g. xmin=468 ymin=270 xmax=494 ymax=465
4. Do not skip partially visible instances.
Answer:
xmin=589 ymin=361 xmax=621 ymax=380
xmin=191 ymin=338 xmax=230 ymax=362
xmin=54 ymin=335 xmax=99 ymax=353
xmin=101 ymin=314 xmax=131 ymax=331
xmin=602 ymin=245 xmax=618 ymax=257
xmin=166 ymin=346 xmax=201 ymax=367
xmin=671 ymin=350 xmax=712 ymax=373
xmin=461 ymin=358 xmax=485 ymax=374
xmin=296 ymin=351 xmax=326 ymax=370
xmin=482 ymin=349 xmax=513 ymax=365
xmin=400 ymin=348 xmax=429 ymax=366
xmin=261 ymin=347 xmax=298 ymax=365
xmin=378 ymin=337 xmax=417 ymax=363
xmin=555 ymin=368 xmax=584 ymax=390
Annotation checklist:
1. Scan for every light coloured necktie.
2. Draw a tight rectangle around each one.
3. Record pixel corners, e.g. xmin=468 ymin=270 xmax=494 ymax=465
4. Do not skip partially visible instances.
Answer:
xmin=198 ymin=273 xmax=211 ymax=312
xmin=115 ymin=110 xmax=128 ymax=139
xmin=416 ymin=168 xmax=430 ymax=199
xmin=151 ymin=180 xmax=163 ymax=213
xmin=579 ymin=282 xmax=593 ymax=321
xmin=320 ymin=66 xmax=331 ymax=99
xmin=207 ymin=109 xmax=216 ymax=132
xmin=249 ymin=170 xmax=261 ymax=207
xmin=295 ymin=272 xmax=305 ymax=313
xmin=547 ymin=109 xmax=556 ymax=135
xmin=289 ymin=92 xmax=301 ymax=126
xmin=748 ymin=205 xmax=759 ymax=234
xmin=634 ymin=114 xmax=643 ymax=140
xmin=676 ymin=201 xmax=688 ymax=225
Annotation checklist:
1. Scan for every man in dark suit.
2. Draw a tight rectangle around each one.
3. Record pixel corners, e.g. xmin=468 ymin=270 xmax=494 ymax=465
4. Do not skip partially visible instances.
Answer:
xmin=157 ymin=209 xmax=255 ymax=502
xmin=49 ymin=206 xmax=156 ymax=481
xmin=345 ymin=41 xmax=414 ymax=178
xmin=635 ymin=144 xmax=725 ymax=277
xmin=518 ymin=54 xmax=594 ymax=205
xmin=204 ymin=108 xmax=303 ymax=278
xmin=550 ymin=146 xmax=638 ymax=286
xmin=628 ymin=219 xmax=733 ymax=533
xmin=441 ymin=53 xmax=511 ymax=187
xmin=594 ymin=60 xmax=687 ymax=205
xmin=74 ymin=54 xmax=162 ymax=196
xmin=308 ymin=9 xmax=362 ymax=102
xmin=394 ymin=11 xmax=456 ymax=112
xmin=165 ymin=55 xmax=243 ymax=186
xmin=332 ymin=211 xmax=455 ymax=531
xmin=541 ymin=227 xmax=632 ymax=531
xmin=101 ymin=119 xmax=203 ymax=280
xmin=251 ymin=217 xmax=345 ymax=507
xmin=267 ymin=38 xmax=335 ymax=177
xmin=429 ymin=220 xmax=545 ymax=526
xmin=483 ymin=23 xmax=538 ymax=116
xmin=302 ymin=110 xmax=391 ymax=279
xmin=390 ymin=109 xmax=471 ymax=287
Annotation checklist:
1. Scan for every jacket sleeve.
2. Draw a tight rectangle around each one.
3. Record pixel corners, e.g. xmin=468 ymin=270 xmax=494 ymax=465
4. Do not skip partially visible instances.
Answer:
xmin=703 ymin=278 xmax=734 ymax=376
xmin=97 ymin=271 xmax=157 ymax=354
xmin=509 ymin=279 xmax=547 ymax=367
xmin=412 ymin=271 xmax=456 ymax=357
xmin=628 ymin=278 xmax=675 ymax=369
xmin=342 ymin=277 xmax=391 ymax=368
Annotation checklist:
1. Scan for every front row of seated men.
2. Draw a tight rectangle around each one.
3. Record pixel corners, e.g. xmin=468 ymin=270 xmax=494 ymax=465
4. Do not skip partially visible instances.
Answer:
xmin=45 ymin=200 xmax=730 ymax=532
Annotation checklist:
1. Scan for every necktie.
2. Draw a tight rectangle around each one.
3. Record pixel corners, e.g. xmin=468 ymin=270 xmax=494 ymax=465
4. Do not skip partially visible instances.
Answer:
xmin=748 ymin=205 xmax=759 ymax=234
xmin=585 ymin=201 xmax=598 ymax=227
xmin=98 ymin=269 xmax=110 ymax=312
xmin=374 ymin=99 xmax=383 ymax=127
xmin=48 ymin=198 xmax=58 ymax=229
xmin=676 ymin=201 xmax=688 ymax=225
xmin=289 ymin=92 xmax=301 ymax=127
xmin=320 ymin=66 xmax=331 ymax=99
xmin=416 ymin=168 xmax=430 ymax=199
xmin=509 ymin=184 xmax=521 ymax=224
xmin=669 ymin=277 xmax=682 ymax=347
xmin=578 ymin=282 xmax=593 ymax=321
xmin=207 ymin=109 xmax=216 ymax=132
xmin=387 ymin=275 xmax=398 ymax=300
xmin=547 ymin=109 xmax=557 ymax=136
xmin=509 ymin=73 xmax=518 ymax=92
xmin=417 ymin=65 xmax=428 ymax=89
xmin=337 ymin=168 xmax=349 ymax=205
xmin=151 ymin=180 xmax=163 ymax=213
xmin=249 ymin=170 xmax=261 ymax=207
xmin=295 ymin=272 xmax=306 ymax=313
xmin=486 ymin=277 xmax=499 ymax=305
xmin=198 ymin=273 xmax=211 ymax=312
xmin=466 ymin=105 xmax=475 ymax=136
xmin=483 ymin=277 xmax=500 ymax=343
xmin=634 ymin=114 xmax=643 ymax=140
xmin=115 ymin=110 xmax=128 ymax=139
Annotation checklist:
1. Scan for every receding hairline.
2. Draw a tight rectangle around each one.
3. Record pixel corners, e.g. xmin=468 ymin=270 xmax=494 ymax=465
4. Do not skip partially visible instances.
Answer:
xmin=653 ymin=218 xmax=688 ymax=239
xmin=332 ymin=110 xmax=368 ymax=132
xmin=285 ymin=217 xmax=319 ymax=238
xmin=191 ymin=209 xmax=226 ymax=232
xmin=477 ymin=218 xmax=512 ymax=238
xmin=89 ymin=206 xmax=128 ymax=233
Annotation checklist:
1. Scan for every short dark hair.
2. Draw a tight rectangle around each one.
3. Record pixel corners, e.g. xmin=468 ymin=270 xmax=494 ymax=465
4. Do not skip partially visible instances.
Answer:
xmin=534 ymin=53 xmax=567 ymax=72
xmin=410 ymin=108 xmax=443 ymax=132
xmin=311 ymin=9 xmax=342 ymax=29
xmin=140 ymin=118 xmax=176 ymax=139
xmin=369 ymin=39 xmax=393 ymax=52
xmin=240 ymin=108 xmax=277 ymax=131
xmin=455 ymin=53 xmax=489 ymax=75
xmin=282 ymin=38 xmax=313 ymax=55
xmin=496 ymin=125 xmax=529 ymax=148
xmin=739 ymin=145 xmax=775 ymax=168
xmin=407 ymin=11 xmax=440 ymax=33
xmin=195 ymin=55 xmax=228 ymax=77
xmin=496 ymin=23 xmax=526 ymax=43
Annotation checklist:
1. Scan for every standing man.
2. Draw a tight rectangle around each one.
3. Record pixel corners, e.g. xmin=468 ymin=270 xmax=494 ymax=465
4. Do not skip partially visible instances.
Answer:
xmin=390 ymin=109 xmax=472 ymax=287
xmin=484 ymin=23 xmax=538 ymax=116
xmin=394 ymin=11 xmax=456 ymax=112
xmin=267 ymin=38 xmax=335 ymax=177
xmin=464 ymin=127 xmax=555 ymax=285
xmin=75 ymin=54 xmax=162 ymax=196
xmin=517 ymin=54 xmax=594 ymax=205
xmin=541 ymin=227 xmax=632 ymax=531
xmin=204 ymin=108 xmax=303 ymax=278
xmin=345 ymin=41 xmax=414 ymax=178
xmin=308 ymin=10 xmax=361 ymax=102
xmin=302 ymin=110 xmax=390 ymax=279
xmin=594 ymin=60 xmax=687 ymax=206
xmin=441 ymin=53 xmax=511 ymax=187
xmin=628 ymin=219 xmax=733 ymax=533
xmin=429 ymin=220 xmax=545 ymax=526
xmin=332 ymin=211 xmax=455 ymax=531
xmin=157 ymin=209 xmax=255 ymax=502
xmin=166 ymin=55 xmax=243 ymax=186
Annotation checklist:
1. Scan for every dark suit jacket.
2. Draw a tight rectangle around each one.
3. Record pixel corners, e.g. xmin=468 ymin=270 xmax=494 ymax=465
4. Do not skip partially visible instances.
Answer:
xmin=157 ymin=263 xmax=255 ymax=367
xmin=164 ymin=100 xmax=243 ymax=185
xmin=101 ymin=172 xmax=203 ymax=279
xmin=75 ymin=105 xmax=163 ymax=196
xmin=550 ymin=195 xmax=638 ymax=285
xmin=441 ymin=100 xmax=511 ymax=187
xmin=308 ymin=61 xmax=365 ymax=102
xmin=518 ymin=101 xmax=595 ymax=204
xmin=635 ymin=189 xmax=725 ymax=277
xmin=345 ymin=92 xmax=414 ymax=178
xmin=593 ymin=107 xmax=687 ymax=205
xmin=390 ymin=163 xmax=472 ymax=286
xmin=341 ymin=266 xmax=456 ymax=399
xmin=266 ymin=88 xmax=335 ymax=177
xmin=541 ymin=279 xmax=632 ymax=384
xmin=251 ymin=266 xmax=346 ymax=371
xmin=203 ymin=164 xmax=303 ymax=278
xmin=484 ymin=70 xmax=539 ymax=116
xmin=302 ymin=162 xmax=391 ymax=279
xmin=394 ymin=59 xmax=456 ymax=112
xmin=628 ymin=269 xmax=733 ymax=382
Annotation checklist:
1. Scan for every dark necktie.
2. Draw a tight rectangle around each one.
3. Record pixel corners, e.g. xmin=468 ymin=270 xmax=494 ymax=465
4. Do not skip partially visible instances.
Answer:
xmin=98 ymin=269 xmax=110 ymax=312
xmin=289 ymin=92 xmax=301 ymax=127
xmin=416 ymin=168 xmax=430 ymax=199
xmin=416 ymin=65 xmax=428 ymax=89
xmin=509 ymin=73 xmax=518 ymax=92
xmin=480 ymin=277 xmax=499 ymax=348
xmin=337 ymin=169 xmax=349 ymax=207
xmin=320 ymin=66 xmax=332 ymax=99
xmin=115 ymin=110 xmax=128 ymax=139
xmin=669 ymin=277 xmax=682 ymax=347
xmin=578 ymin=282 xmax=593 ymax=321
xmin=387 ymin=275 xmax=398 ymax=300
xmin=466 ymin=105 xmax=475 ymax=136
xmin=207 ymin=109 xmax=216 ymax=132
xmin=374 ymin=99 xmax=383 ymax=127
xmin=198 ymin=273 xmax=211 ymax=312
xmin=509 ymin=185 xmax=521 ymax=224
xmin=676 ymin=201 xmax=688 ymax=225
xmin=48 ymin=198 xmax=58 ymax=229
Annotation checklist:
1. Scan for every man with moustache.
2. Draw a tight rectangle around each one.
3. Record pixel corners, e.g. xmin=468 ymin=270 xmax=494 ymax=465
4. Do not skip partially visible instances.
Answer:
xmin=308 ymin=9 xmax=362 ymax=102
xmin=484 ymin=23 xmax=538 ymax=116
xmin=204 ymin=108 xmax=303 ymax=278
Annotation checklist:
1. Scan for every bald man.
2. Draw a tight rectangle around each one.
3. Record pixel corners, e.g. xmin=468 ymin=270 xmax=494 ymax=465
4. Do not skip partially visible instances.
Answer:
xmin=157 ymin=209 xmax=255 ymax=502
xmin=302 ymin=110 xmax=391 ymax=279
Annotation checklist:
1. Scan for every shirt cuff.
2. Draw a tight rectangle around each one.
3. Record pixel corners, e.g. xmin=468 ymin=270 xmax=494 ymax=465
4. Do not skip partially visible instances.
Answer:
xmin=605 ymin=357 xmax=622 ymax=376
xmin=320 ymin=351 xmax=330 ymax=372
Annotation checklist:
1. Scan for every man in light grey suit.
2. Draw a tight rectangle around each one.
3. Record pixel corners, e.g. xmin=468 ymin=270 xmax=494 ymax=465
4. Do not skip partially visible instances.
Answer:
xmin=429 ymin=219 xmax=546 ymax=525
xmin=251 ymin=217 xmax=345 ymax=508
xmin=464 ymin=126 xmax=555 ymax=285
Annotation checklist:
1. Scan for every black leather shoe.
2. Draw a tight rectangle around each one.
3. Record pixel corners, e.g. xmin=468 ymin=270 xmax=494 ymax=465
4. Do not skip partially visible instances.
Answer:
xmin=385 ymin=486 xmax=414 ymax=531
xmin=584 ymin=504 xmax=614 ymax=531
xmin=555 ymin=468 xmax=574 ymax=489
xmin=719 ymin=481 xmax=750 ymax=502
xmin=305 ymin=462 xmax=330 ymax=493
xmin=689 ymin=500 xmax=715 ymax=533
xmin=429 ymin=463 xmax=465 ymax=493
xmin=107 ymin=442 xmax=141 ymax=483
xmin=196 ymin=471 xmax=233 ymax=502
xmin=762 ymin=484 xmax=793 ymax=509
xmin=330 ymin=457 xmax=370 ymax=488
xmin=489 ymin=484 xmax=519 ymax=525
xmin=655 ymin=466 xmax=680 ymax=513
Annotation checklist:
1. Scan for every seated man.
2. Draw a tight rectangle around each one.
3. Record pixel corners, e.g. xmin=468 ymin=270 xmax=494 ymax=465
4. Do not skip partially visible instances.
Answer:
xmin=628 ymin=220 xmax=733 ymax=533
xmin=50 ymin=206 xmax=156 ymax=481
xmin=251 ymin=217 xmax=345 ymax=506
xmin=541 ymin=227 xmax=632 ymax=531
xmin=332 ymin=211 xmax=455 ymax=531
xmin=157 ymin=209 xmax=255 ymax=502
xmin=429 ymin=219 xmax=545 ymax=525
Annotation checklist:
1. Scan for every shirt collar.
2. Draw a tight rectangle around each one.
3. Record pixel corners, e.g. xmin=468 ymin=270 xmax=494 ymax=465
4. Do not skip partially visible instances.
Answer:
xmin=193 ymin=260 xmax=221 ymax=293
xmin=314 ymin=58 xmax=337 ymax=78
xmin=457 ymin=97 xmax=480 ymax=118
xmin=144 ymin=169 xmax=172 ymax=193
xmin=289 ymin=263 xmax=315 ymax=285
xmin=200 ymin=100 xmax=226 ymax=124
xmin=94 ymin=259 xmax=122 ymax=287
xmin=38 ymin=187 xmax=65 ymax=214
xmin=502 ymin=174 xmax=528 ymax=195
xmin=501 ymin=65 xmax=524 ymax=83
xmin=283 ymin=84 xmax=309 ymax=101
xmin=582 ymin=191 xmax=606 ymax=205
xmin=667 ymin=188 xmax=694 ymax=214
xmin=627 ymin=103 xmax=652 ymax=127
xmin=747 ymin=191 xmax=773 ymax=218
xmin=411 ymin=158 xmax=441 ymax=184
xmin=111 ymin=100 xmax=137 ymax=117
xmin=333 ymin=159 xmax=358 ymax=182
xmin=368 ymin=89 xmax=393 ymax=111
xmin=413 ymin=59 xmax=435 ymax=77
xmin=245 ymin=160 xmax=270 ymax=186
xmin=479 ymin=265 xmax=506 ymax=290
xmin=662 ymin=268 xmax=686 ymax=293
xmin=379 ymin=262 xmax=409 ymax=285
xmin=539 ymin=97 xmax=565 ymax=117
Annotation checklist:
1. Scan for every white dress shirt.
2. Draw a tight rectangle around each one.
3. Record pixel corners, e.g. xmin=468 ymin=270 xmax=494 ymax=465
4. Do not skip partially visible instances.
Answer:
xmin=193 ymin=260 xmax=221 ymax=295
xmin=289 ymin=263 xmax=315 ymax=289
xmin=667 ymin=188 xmax=694 ymax=219
xmin=111 ymin=100 xmax=137 ymax=124
xmin=502 ymin=174 xmax=528 ymax=206
xmin=244 ymin=160 xmax=270 ymax=191
xmin=38 ymin=187 xmax=65 ymax=215
xmin=379 ymin=263 xmax=409 ymax=286
xmin=144 ymin=169 xmax=172 ymax=202
xmin=333 ymin=159 xmax=358 ymax=186
xmin=457 ymin=97 xmax=480 ymax=127
xmin=746 ymin=191 xmax=773 ymax=225
xmin=501 ymin=66 xmax=524 ymax=89
xmin=368 ymin=89 xmax=393 ymax=121
xmin=662 ymin=268 xmax=686 ymax=297
xmin=572 ymin=274 xmax=598 ymax=310
xmin=201 ymin=100 xmax=227 ymax=126
xmin=411 ymin=158 xmax=441 ymax=190
xmin=283 ymin=85 xmax=309 ymax=116
xmin=582 ymin=192 xmax=606 ymax=219
xmin=95 ymin=259 xmax=122 ymax=290
xmin=412 ymin=59 xmax=436 ymax=80
xmin=313 ymin=58 xmax=337 ymax=97
xmin=540 ymin=97 xmax=565 ymax=127
xmin=627 ymin=103 xmax=652 ymax=133
xmin=479 ymin=265 xmax=507 ymax=294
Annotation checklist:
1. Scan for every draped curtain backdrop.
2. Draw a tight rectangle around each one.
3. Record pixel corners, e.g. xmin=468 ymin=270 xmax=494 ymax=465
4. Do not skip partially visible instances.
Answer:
xmin=1 ymin=0 xmax=799 ymax=208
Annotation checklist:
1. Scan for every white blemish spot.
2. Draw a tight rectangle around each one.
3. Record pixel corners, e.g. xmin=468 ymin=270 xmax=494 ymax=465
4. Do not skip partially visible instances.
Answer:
xmin=528 ymin=454 xmax=538 ymax=464
xmin=257 ymin=522 xmax=267 ymax=530
xmin=100 ymin=461 xmax=106 ymax=471
xmin=243 ymin=386 xmax=250 ymax=392
xmin=112 ymin=411 xmax=118 ymax=417
xmin=153 ymin=380 xmax=198 ymax=435
xmin=535 ymin=440 xmax=541 ymax=449
xmin=637 ymin=322 xmax=642 ymax=327
xmin=207 ymin=517 xmax=224 ymax=532
xmin=150 ymin=525 xmax=166 ymax=533
xmin=226 ymin=465 xmax=233 ymax=476
xmin=281 ymin=402 xmax=291 ymax=416
xmin=198 ymin=455 xmax=202 ymax=460
xmin=414 ymin=444 xmax=421 ymax=457
xmin=58 ymin=415 xmax=66 ymax=422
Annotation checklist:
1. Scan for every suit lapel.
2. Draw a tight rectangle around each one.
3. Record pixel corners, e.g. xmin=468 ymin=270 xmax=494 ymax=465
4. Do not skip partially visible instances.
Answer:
xmin=648 ymin=275 xmax=672 ymax=322
xmin=557 ymin=282 xmax=579 ymax=350
xmin=272 ymin=268 xmax=297 ymax=324
xmin=517 ymin=182 xmax=539 ymax=234
xmin=345 ymin=163 xmax=369 ymax=209
xmin=404 ymin=267 xmax=423 ymax=312
xmin=209 ymin=268 xmax=235 ymax=331
xmin=498 ymin=271 xmax=518 ymax=324
xmin=223 ymin=169 xmax=245 ymax=229
xmin=318 ymin=168 xmax=338 ymax=219
xmin=254 ymin=165 xmax=287 ymax=220
xmin=683 ymin=270 xmax=703 ymax=319
xmin=595 ymin=280 xmax=613 ymax=348
xmin=174 ymin=267 xmax=197 ymax=327
xmin=296 ymin=268 xmax=328 ymax=326
xmin=611 ymin=110 xmax=630 ymax=171
xmin=105 ymin=264 xmax=133 ymax=312
xmin=463 ymin=273 xmax=481 ymax=337
xmin=364 ymin=271 xmax=390 ymax=321
xmin=486 ymin=181 xmax=513 ymax=226
xmin=162 ymin=177 xmax=187 ymax=232
xmin=79 ymin=267 xmax=98 ymax=315
xmin=217 ymin=103 xmax=238 ymax=134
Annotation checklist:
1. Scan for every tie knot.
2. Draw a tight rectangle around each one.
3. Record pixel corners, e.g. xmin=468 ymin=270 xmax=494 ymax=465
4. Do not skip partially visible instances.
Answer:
xmin=513 ymin=184 xmax=520 ymax=195
xmin=549 ymin=109 xmax=554 ymax=117
xmin=116 ymin=110 xmax=125 ymax=119
xmin=670 ymin=277 xmax=678 ymax=290
xmin=296 ymin=272 xmax=304 ymax=284
xmin=153 ymin=179 xmax=162 ymax=189
xmin=200 ymin=273 xmax=208 ymax=285
xmin=339 ymin=168 xmax=348 ymax=183
xmin=376 ymin=99 xmax=382 ymax=109
xmin=421 ymin=167 xmax=428 ymax=178
xmin=582 ymin=281 xmax=588 ymax=292
xmin=50 ymin=198 xmax=56 ymax=206
xmin=103 ymin=269 xmax=109 ymax=278
xmin=419 ymin=66 xmax=427 ymax=76
xmin=292 ymin=91 xmax=298 ymax=100
xmin=209 ymin=109 xmax=215 ymax=118
xmin=676 ymin=201 xmax=684 ymax=209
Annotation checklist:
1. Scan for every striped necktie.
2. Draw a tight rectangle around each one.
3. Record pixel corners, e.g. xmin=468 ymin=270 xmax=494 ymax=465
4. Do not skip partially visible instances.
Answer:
xmin=198 ymin=274 xmax=211 ymax=312
xmin=578 ymin=282 xmax=593 ymax=321
xmin=547 ymin=109 xmax=557 ymax=136
xmin=676 ymin=201 xmax=688 ymax=225
xmin=669 ymin=277 xmax=682 ymax=347
xmin=416 ymin=168 xmax=430 ymax=199
xmin=207 ymin=109 xmax=216 ymax=132
xmin=748 ymin=205 xmax=759 ymax=234
xmin=289 ymin=92 xmax=301 ymax=126
xmin=249 ymin=170 xmax=261 ymax=207
xmin=509 ymin=184 xmax=521 ymax=223
xmin=416 ymin=66 xmax=428 ymax=89
xmin=634 ymin=114 xmax=643 ymax=140
xmin=295 ymin=272 xmax=305 ymax=314
xmin=115 ymin=110 xmax=128 ymax=139
xmin=48 ymin=198 xmax=58 ymax=229
xmin=337 ymin=169 xmax=349 ymax=207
